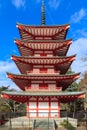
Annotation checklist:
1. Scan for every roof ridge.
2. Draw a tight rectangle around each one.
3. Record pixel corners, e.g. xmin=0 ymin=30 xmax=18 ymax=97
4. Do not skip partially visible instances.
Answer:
xmin=16 ymin=22 xmax=70 ymax=27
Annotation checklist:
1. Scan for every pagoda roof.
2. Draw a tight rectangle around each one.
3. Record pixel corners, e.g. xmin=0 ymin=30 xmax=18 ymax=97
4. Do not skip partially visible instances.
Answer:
xmin=6 ymin=72 xmax=80 ymax=91
xmin=15 ymin=39 xmax=72 ymax=50
xmin=15 ymin=39 xmax=72 ymax=56
xmin=1 ymin=91 xmax=85 ymax=103
xmin=17 ymin=23 xmax=70 ymax=40
xmin=12 ymin=55 xmax=76 ymax=74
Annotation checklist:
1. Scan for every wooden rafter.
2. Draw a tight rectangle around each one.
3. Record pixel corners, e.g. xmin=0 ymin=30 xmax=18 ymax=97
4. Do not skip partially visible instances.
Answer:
xmin=17 ymin=23 xmax=70 ymax=40
xmin=2 ymin=91 xmax=85 ymax=103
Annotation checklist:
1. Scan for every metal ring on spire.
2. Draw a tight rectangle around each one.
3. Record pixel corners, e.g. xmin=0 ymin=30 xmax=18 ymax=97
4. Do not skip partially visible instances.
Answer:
xmin=41 ymin=0 xmax=46 ymax=25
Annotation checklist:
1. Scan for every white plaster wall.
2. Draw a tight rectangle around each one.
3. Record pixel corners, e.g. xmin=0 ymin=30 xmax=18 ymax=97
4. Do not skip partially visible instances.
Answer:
xmin=29 ymin=110 xmax=36 ymax=117
xmin=29 ymin=102 xmax=36 ymax=108
xmin=38 ymin=102 xmax=49 ymax=108
xmin=51 ymin=102 xmax=58 ymax=108
xmin=38 ymin=110 xmax=49 ymax=117
xmin=28 ymin=101 xmax=59 ymax=117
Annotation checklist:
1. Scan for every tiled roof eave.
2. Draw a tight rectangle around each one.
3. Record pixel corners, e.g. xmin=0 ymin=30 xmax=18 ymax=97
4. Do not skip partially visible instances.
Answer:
xmin=17 ymin=23 xmax=70 ymax=28
xmin=2 ymin=91 xmax=85 ymax=96
xmin=12 ymin=54 xmax=76 ymax=60
xmin=6 ymin=72 xmax=80 ymax=78
xmin=15 ymin=38 xmax=72 ymax=43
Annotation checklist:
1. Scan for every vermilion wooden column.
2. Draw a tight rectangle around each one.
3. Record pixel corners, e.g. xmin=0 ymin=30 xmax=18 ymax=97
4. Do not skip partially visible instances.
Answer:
xmin=58 ymin=101 xmax=60 ymax=118
xmin=36 ymin=97 xmax=38 ymax=117
xmin=49 ymin=97 xmax=51 ymax=118
xmin=26 ymin=102 xmax=29 ymax=117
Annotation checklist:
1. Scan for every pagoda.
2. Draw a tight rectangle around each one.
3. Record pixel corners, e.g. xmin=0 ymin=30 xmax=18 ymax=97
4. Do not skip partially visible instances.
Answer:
xmin=2 ymin=0 xmax=85 ymax=118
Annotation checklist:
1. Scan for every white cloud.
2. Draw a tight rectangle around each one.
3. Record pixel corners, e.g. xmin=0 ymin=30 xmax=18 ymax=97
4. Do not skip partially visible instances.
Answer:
xmin=48 ymin=0 xmax=60 ymax=10
xmin=0 ymin=61 xmax=19 ymax=89
xmin=12 ymin=0 xmax=25 ymax=9
xmin=77 ymin=29 xmax=87 ymax=38
xmin=71 ymin=8 xmax=86 ymax=23
xmin=68 ymin=38 xmax=87 ymax=75
xmin=0 ymin=79 xmax=19 ymax=90
xmin=0 ymin=61 xmax=19 ymax=73
xmin=68 ymin=38 xmax=87 ymax=56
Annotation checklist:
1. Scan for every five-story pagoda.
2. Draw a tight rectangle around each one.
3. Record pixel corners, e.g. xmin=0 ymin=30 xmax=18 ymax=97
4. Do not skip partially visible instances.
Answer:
xmin=2 ymin=0 xmax=85 ymax=118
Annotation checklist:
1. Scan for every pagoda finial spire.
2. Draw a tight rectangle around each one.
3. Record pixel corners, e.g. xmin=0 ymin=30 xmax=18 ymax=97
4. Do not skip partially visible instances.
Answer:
xmin=41 ymin=0 xmax=46 ymax=25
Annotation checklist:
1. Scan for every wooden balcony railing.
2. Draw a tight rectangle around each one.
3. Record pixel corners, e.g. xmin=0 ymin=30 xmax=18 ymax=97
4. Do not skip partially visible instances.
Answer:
xmin=25 ymin=87 xmax=62 ymax=91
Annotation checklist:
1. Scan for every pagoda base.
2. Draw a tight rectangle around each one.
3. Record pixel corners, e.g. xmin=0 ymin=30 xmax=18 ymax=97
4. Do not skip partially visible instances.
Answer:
xmin=26 ymin=101 xmax=60 ymax=118
xmin=4 ymin=116 xmax=77 ymax=128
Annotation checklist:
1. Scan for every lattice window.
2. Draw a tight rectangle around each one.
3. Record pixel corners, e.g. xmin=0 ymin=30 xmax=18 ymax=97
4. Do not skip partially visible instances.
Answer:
xmin=48 ymin=84 xmax=56 ymax=90
xmin=34 ymin=54 xmax=40 ymax=56
xmin=47 ymin=54 xmax=53 ymax=57
xmin=48 ymin=69 xmax=54 ymax=73
xmin=31 ymin=84 xmax=39 ymax=90
xmin=33 ymin=69 xmax=39 ymax=73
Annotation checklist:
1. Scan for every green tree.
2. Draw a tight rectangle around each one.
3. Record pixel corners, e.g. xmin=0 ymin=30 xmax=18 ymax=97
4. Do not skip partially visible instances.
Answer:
xmin=79 ymin=72 xmax=87 ymax=109
xmin=60 ymin=120 xmax=75 ymax=130
xmin=63 ymin=68 xmax=84 ymax=114
xmin=66 ymin=68 xmax=79 ymax=91
xmin=0 ymin=86 xmax=25 ymax=113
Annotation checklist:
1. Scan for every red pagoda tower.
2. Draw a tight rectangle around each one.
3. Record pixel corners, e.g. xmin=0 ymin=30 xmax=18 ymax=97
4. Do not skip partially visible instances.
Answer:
xmin=2 ymin=0 xmax=85 ymax=118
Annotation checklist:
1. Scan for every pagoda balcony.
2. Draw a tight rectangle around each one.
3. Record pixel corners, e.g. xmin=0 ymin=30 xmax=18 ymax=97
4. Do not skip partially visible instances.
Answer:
xmin=39 ymin=70 xmax=60 ymax=74
xmin=25 ymin=86 xmax=62 ymax=91
xmin=27 ymin=70 xmax=60 ymax=74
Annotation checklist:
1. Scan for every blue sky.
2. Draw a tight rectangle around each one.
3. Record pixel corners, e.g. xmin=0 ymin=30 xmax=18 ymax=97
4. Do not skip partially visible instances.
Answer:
xmin=0 ymin=0 xmax=87 ymax=89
